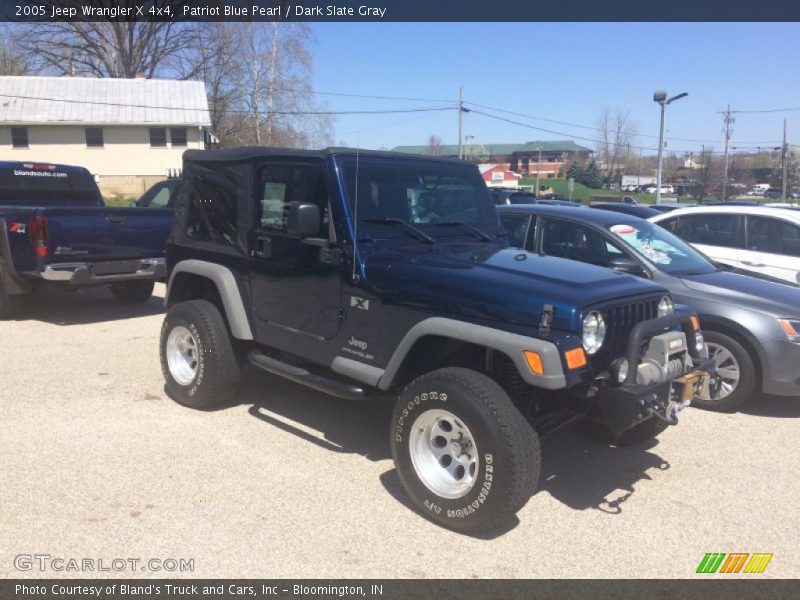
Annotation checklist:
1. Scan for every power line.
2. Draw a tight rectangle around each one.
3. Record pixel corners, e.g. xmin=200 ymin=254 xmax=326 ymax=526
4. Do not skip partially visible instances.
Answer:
xmin=212 ymin=81 xmax=455 ymax=104
xmin=725 ymin=107 xmax=800 ymax=114
xmin=467 ymin=107 xmax=761 ymax=156
xmin=465 ymin=100 xmax=784 ymax=146
xmin=0 ymin=93 xmax=455 ymax=116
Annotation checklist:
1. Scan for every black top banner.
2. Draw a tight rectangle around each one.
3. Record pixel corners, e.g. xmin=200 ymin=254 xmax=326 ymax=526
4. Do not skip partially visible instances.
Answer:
xmin=2 ymin=0 xmax=800 ymax=22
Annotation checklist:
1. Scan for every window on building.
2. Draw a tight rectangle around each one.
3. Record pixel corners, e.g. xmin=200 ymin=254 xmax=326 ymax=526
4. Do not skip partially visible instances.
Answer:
xmin=149 ymin=127 xmax=167 ymax=148
xmin=170 ymin=127 xmax=187 ymax=147
xmin=85 ymin=127 xmax=104 ymax=147
xmin=11 ymin=127 xmax=28 ymax=148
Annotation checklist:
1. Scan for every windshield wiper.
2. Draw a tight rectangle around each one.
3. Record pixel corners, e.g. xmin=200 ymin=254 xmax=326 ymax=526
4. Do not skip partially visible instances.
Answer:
xmin=362 ymin=218 xmax=435 ymax=244
xmin=430 ymin=220 xmax=492 ymax=241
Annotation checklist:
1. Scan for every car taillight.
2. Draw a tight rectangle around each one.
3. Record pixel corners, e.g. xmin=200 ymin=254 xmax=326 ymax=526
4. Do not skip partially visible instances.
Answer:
xmin=28 ymin=216 xmax=48 ymax=257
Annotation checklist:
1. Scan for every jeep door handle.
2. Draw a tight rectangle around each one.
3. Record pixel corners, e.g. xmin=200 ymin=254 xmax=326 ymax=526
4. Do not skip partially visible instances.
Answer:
xmin=255 ymin=237 xmax=272 ymax=259
xmin=741 ymin=260 xmax=765 ymax=267
xmin=105 ymin=216 xmax=124 ymax=224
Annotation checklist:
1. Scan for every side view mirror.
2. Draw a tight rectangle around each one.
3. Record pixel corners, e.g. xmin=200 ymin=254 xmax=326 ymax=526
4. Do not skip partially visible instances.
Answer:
xmin=607 ymin=257 xmax=647 ymax=277
xmin=287 ymin=201 xmax=321 ymax=238
xmin=128 ymin=200 xmax=138 ymax=208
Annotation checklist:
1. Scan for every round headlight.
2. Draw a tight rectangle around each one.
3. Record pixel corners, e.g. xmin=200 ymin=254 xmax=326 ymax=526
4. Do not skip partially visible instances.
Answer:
xmin=582 ymin=310 xmax=606 ymax=355
xmin=658 ymin=296 xmax=675 ymax=317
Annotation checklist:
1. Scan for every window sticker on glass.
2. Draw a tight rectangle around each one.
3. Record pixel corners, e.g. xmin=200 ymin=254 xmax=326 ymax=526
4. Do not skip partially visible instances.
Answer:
xmin=610 ymin=223 xmax=672 ymax=264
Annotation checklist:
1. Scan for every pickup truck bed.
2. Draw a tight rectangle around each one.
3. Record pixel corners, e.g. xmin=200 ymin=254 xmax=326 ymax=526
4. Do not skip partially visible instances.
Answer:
xmin=0 ymin=161 xmax=173 ymax=317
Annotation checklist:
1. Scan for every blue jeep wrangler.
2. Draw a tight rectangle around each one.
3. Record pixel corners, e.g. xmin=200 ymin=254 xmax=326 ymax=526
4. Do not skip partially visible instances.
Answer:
xmin=160 ymin=148 xmax=713 ymax=533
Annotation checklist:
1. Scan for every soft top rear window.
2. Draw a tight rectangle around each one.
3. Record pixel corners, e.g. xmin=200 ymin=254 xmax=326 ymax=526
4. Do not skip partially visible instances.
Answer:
xmin=0 ymin=166 xmax=102 ymax=205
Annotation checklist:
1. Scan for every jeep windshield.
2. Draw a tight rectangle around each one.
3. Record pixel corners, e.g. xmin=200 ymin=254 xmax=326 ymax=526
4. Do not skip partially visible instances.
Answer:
xmin=607 ymin=220 xmax=716 ymax=276
xmin=338 ymin=157 xmax=500 ymax=240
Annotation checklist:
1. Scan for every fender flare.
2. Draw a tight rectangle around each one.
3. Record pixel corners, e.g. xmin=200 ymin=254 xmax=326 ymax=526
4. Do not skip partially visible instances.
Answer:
xmin=166 ymin=259 xmax=253 ymax=340
xmin=373 ymin=317 xmax=567 ymax=391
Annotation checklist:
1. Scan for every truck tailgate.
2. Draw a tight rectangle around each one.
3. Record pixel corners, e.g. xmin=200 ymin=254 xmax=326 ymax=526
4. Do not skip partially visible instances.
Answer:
xmin=42 ymin=206 xmax=173 ymax=263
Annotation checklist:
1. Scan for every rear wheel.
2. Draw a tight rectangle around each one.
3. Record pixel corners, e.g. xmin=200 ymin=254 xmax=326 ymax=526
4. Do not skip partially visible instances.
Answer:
xmin=160 ymin=299 xmax=241 ymax=409
xmin=110 ymin=280 xmax=154 ymax=304
xmin=390 ymin=367 xmax=539 ymax=534
xmin=692 ymin=330 xmax=756 ymax=412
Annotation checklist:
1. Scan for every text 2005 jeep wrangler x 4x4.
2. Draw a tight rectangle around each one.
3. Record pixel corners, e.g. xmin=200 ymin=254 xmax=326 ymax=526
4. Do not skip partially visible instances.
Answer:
xmin=160 ymin=148 xmax=715 ymax=533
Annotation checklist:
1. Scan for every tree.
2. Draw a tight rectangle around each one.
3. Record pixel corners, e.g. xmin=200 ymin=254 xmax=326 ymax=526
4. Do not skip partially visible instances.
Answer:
xmin=693 ymin=147 xmax=715 ymax=202
xmin=427 ymin=135 xmax=444 ymax=156
xmin=595 ymin=107 xmax=639 ymax=182
xmin=14 ymin=3 xmax=202 ymax=79
xmin=0 ymin=29 xmax=29 ymax=75
xmin=581 ymin=161 xmax=603 ymax=189
xmin=566 ymin=160 xmax=584 ymax=182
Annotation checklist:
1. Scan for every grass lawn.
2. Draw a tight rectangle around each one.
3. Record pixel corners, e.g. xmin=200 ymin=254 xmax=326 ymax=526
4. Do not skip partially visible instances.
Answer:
xmin=519 ymin=177 xmax=697 ymax=205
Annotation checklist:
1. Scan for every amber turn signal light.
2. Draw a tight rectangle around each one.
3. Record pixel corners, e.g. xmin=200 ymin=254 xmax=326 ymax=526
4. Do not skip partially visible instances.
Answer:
xmin=564 ymin=347 xmax=587 ymax=370
xmin=524 ymin=351 xmax=544 ymax=375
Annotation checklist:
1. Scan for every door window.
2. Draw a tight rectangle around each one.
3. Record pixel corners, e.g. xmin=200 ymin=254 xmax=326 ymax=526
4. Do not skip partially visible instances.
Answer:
xmin=499 ymin=214 xmax=531 ymax=248
xmin=747 ymin=216 xmax=800 ymax=257
xmin=666 ymin=214 xmax=740 ymax=248
xmin=540 ymin=218 xmax=623 ymax=266
xmin=256 ymin=163 xmax=326 ymax=235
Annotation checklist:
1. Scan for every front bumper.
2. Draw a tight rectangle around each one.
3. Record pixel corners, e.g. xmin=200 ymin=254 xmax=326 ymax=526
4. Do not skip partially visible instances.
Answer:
xmin=760 ymin=339 xmax=800 ymax=397
xmin=597 ymin=357 xmax=715 ymax=433
xmin=595 ymin=312 xmax=716 ymax=433
xmin=39 ymin=258 xmax=166 ymax=285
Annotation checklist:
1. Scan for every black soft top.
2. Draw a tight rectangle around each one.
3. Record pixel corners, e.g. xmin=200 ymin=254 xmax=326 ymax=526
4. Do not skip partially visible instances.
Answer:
xmin=182 ymin=146 xmax=469 ymax=166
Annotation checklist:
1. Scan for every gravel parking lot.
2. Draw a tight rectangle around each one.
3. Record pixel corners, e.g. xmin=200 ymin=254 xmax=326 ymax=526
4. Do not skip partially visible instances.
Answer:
xmin=2 ymin=284 xmax=799 ymax=579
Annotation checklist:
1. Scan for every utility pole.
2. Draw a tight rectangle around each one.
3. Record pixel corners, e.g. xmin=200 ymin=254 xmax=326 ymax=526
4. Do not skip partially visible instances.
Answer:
xmin=782 ymin=119 xmax=788 ymax=201
xmin=722 ymin=104 xmax=735 ymax=200
xmin=457 ymin=87 xmax=464 ymax=159
xmin=534 ymin=147 xmax=542 ymax=197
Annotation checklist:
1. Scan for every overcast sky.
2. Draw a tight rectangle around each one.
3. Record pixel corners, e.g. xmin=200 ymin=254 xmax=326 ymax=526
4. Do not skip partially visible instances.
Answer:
xmin=310 ymin=22 xmax=800 ymax=156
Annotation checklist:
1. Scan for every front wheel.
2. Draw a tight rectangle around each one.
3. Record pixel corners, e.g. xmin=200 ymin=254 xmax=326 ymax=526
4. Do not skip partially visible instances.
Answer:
xmin=390 ymin=368 xmax=539 ymax=534
xmin=110 ymin=280 xmax=155 ymax=304
xmin=160 ymin=299 xmax=241 ymax=409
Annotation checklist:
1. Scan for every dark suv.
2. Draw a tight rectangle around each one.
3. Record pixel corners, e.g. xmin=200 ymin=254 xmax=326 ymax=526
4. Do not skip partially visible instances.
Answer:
xmin=160 ymin=147 xmax=713 ymax=533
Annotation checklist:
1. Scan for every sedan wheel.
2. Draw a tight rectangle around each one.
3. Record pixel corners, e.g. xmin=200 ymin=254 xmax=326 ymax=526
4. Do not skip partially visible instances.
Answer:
xmin=692 ymin=330 xmax=756 ymax=412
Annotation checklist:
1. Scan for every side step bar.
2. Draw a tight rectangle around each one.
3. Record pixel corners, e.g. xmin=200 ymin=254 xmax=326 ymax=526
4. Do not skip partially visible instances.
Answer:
xmin=247 ymin=350 xmax=366 ymax=400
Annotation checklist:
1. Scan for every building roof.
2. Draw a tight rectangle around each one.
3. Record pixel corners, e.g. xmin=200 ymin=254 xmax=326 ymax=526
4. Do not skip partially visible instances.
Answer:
xmin=391 ymin=140 xmax=592 ymax=156
xmin=0 ymin=76 xmax=211 ymax=126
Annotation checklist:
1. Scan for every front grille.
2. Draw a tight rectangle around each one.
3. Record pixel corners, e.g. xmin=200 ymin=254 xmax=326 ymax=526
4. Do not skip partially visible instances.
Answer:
xmin=589 ymin=297 xmax=661 ymax=370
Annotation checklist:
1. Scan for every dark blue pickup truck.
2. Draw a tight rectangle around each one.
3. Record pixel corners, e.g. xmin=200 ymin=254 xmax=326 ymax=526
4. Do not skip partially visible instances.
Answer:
xmin=0 ymin=161 xmax=173 ymax=318
xmin=158 ymin=148 xmax=716 ymax=533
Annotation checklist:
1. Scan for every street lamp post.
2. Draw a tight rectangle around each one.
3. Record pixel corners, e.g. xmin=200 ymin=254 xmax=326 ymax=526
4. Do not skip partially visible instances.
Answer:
xmin=653 ymin=90 xmax=688 ymax=204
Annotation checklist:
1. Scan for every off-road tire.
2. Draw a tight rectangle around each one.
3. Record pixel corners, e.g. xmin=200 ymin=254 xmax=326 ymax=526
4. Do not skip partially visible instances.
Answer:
xmin=691 ymin=330 xmax=756 ymax=412
xmin=110 ymin=280 xmax=155 ymax=304
xmin=390 ymin=367 xmax=539 ymax=534
xmin=160 ymin=299 xmax=240 ymax=409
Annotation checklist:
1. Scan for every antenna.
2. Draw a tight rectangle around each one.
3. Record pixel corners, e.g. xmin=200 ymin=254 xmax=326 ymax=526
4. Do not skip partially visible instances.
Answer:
xmin=351 ymin=134 xmax=360 ymax=283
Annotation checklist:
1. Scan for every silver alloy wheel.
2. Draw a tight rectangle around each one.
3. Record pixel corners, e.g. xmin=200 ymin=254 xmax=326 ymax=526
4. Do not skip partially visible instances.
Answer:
xmin=699 ymin=341 xmax=741 ymax=401
xmin=166 ymin=325 xmax=199 ymax=386
xmin=408 ymin=408 xmax=479 ymax=500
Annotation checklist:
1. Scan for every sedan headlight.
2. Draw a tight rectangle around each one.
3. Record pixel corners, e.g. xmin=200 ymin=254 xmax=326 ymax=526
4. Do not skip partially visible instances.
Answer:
xmin=657 ymin=296 xmax=675 ymax=317
xmin=778 ymin=319 xmax=800 ymax=342
xmin=582 ymin=310 xmax=606 ymax=355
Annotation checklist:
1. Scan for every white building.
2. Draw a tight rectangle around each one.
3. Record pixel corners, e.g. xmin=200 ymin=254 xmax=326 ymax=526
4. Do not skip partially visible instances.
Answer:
xmin=0 ymin=76 xmax=212 ymax=197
